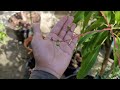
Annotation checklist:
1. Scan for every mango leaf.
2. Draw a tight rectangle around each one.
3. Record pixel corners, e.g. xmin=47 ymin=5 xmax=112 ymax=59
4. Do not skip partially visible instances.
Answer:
xmin=110 ymin=11 xmax=115 ymax=24
xmin=115 ymin=11 xmax=120 ymax=24
xmin=81 ymin=33 xmax=98 ymax=56
xmin=113 ymin=37 xmax=120 ymax=67
xmin=113 ymin=45 xmax=118 ymax=68
xmin=80 ymin=31 xmax=108 ymax=56
xmin=91 ymin=31 xmax=108 ymax=49
xmin=82 ymin=12 xmax=93 ymax=32
xmin=103 ymin=11 xmax=111 ymax=24
xmin=77 ymin=45 xmax=101 ymax=79
xmin=117 ymin=37 xmax=120 ymax=49
xmin=76 ymin=30 xmax=108 ymax=79
xmin=77 ymin=32 xmax=96 ymax=48
xmin=84 ymin=17 xmax=104 ymax=32
xmin=73 ymin=11 xmax=84 ymax=24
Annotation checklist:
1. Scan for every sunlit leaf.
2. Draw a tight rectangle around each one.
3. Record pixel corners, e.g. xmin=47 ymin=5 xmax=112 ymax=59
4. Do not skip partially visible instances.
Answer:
xmin=115 ymin=11 xmax=120 ymax=24
xmin=103 ymin=11 xmax=111 ymax=24
xmin=73 ymin=11 xmax=84 ymax=24
xmin=82 ymin=12 xmax=93 ymax=32
xmin=85 ymin=17 xmax=104 ymax=32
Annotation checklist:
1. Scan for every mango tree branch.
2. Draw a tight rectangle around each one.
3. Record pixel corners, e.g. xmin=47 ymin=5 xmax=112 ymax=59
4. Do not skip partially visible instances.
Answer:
xmin=62 ymin=28 xmax=111 ymax=43
xmin=99 ymin=11 xmax=112 ymax=76
xmin=99 ymin=37 xmax=112 ymax=76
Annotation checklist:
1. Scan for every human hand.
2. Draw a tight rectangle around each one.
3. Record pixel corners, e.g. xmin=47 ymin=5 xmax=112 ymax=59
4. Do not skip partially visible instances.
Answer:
xmin=31 ymin=16 xmax=78 ymax=79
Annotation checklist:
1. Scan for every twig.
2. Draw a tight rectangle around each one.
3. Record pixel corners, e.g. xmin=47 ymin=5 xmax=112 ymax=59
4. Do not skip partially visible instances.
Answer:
xmin=100 ymin=11 xmax=120 ymax=66
xmin=100 ymin=11 xmax=109 ymax=25
xmin=56 ymin=28 xmax=111 ymax=43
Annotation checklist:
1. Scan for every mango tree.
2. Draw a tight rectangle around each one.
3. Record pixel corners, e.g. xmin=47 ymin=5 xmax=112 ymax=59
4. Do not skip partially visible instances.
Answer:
xmin=73 ymin=11 xmax=120 ymax=79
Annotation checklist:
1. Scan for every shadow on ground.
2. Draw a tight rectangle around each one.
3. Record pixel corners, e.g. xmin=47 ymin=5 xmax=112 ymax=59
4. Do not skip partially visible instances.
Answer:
xmin=0 ymin=27 xmax=28 ymax=79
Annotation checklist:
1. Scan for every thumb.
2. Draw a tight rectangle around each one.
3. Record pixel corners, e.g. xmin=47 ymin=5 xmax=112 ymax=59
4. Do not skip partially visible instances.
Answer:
xmin=32 ymin=23 xmax=43 ymax=39
xmin=32 ymin=12 xmax=42 ymax=39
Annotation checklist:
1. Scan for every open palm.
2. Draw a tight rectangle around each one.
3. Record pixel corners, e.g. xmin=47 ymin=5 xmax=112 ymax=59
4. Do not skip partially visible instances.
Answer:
xmin=31 ymin=16 xmax=78 ymax=78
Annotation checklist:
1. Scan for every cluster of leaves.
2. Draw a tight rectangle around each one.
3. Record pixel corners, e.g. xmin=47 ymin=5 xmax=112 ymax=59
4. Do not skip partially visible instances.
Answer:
xmin=73 ymin=11 xmax=120 ymax=79
xmin=0 ymin=23 xmax=7 ymax=43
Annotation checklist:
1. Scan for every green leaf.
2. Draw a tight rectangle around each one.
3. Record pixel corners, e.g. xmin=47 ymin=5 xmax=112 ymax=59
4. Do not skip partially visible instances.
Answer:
xmin=78 ymin=32 xmax=99 ymax=56
xmin=77 ymin=32 xmax=96 ymax=48
xmin=80 ymin=31 xmax=108 ymax=56
xmin=73 ymin=11 xmax=84 ymax=24
xmin=76 ymin=31 xmax=108 ymax=79
xmin=115 ymin=11 xmax=120 ymax=24
xmin=81 ymin=34 xmax=98 ymax=56
xmin=91 ymin=31 xmax=108 ymax=49
xmin=110 ymin=11 xmax=115 ymax=24
xmin=82 ymin=12 xmax=93 ymax=32
xmin=85 ymin=17 xmax=104 ymax=32
xmin=113 ymin=46 xmax=118 ymax=68
xmin=103 ymin=11 xmax=111 ymax=24
xmin=77 ymin=45 xmax=100 ymax=79
xmin=113 ymin=37 xmax=120 ymax=67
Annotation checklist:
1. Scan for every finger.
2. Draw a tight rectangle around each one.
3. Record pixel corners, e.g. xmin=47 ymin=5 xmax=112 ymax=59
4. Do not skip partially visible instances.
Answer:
xmin=64 ymin=23 xmax=76 ymax=44
xmin=47 ymin=33 xmax=62 ymax=41
xmin=69 ymin=35 xmax=78 ymax=51
xmin=31 ymin=11 xmax=41 ymax=23
xmin=50 ymin=16 xmax=68 ymax=35
xmin=47 ymin=16 xmax=68 ymax=40
xmin=32 ymin=23 xmax=43 ymax=39
xmin=58 ymin=16 xmax=74 ymax=40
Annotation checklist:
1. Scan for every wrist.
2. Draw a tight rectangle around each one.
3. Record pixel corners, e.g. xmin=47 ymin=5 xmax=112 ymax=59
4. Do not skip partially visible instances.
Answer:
xmin=30 ymin=70 xmax=58 ymax=79
xmin=33 ymin=66 xmax=62 ymax=79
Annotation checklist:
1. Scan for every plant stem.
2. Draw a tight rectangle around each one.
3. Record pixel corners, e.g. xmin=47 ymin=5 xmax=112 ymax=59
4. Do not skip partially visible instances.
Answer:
xmin=100 ymin=11 xmax=109 ymax=26
xmin=99 ymin=38 xmax=112 ymax=76
xmin=56 ymin=28 xmax=111 ymax=43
